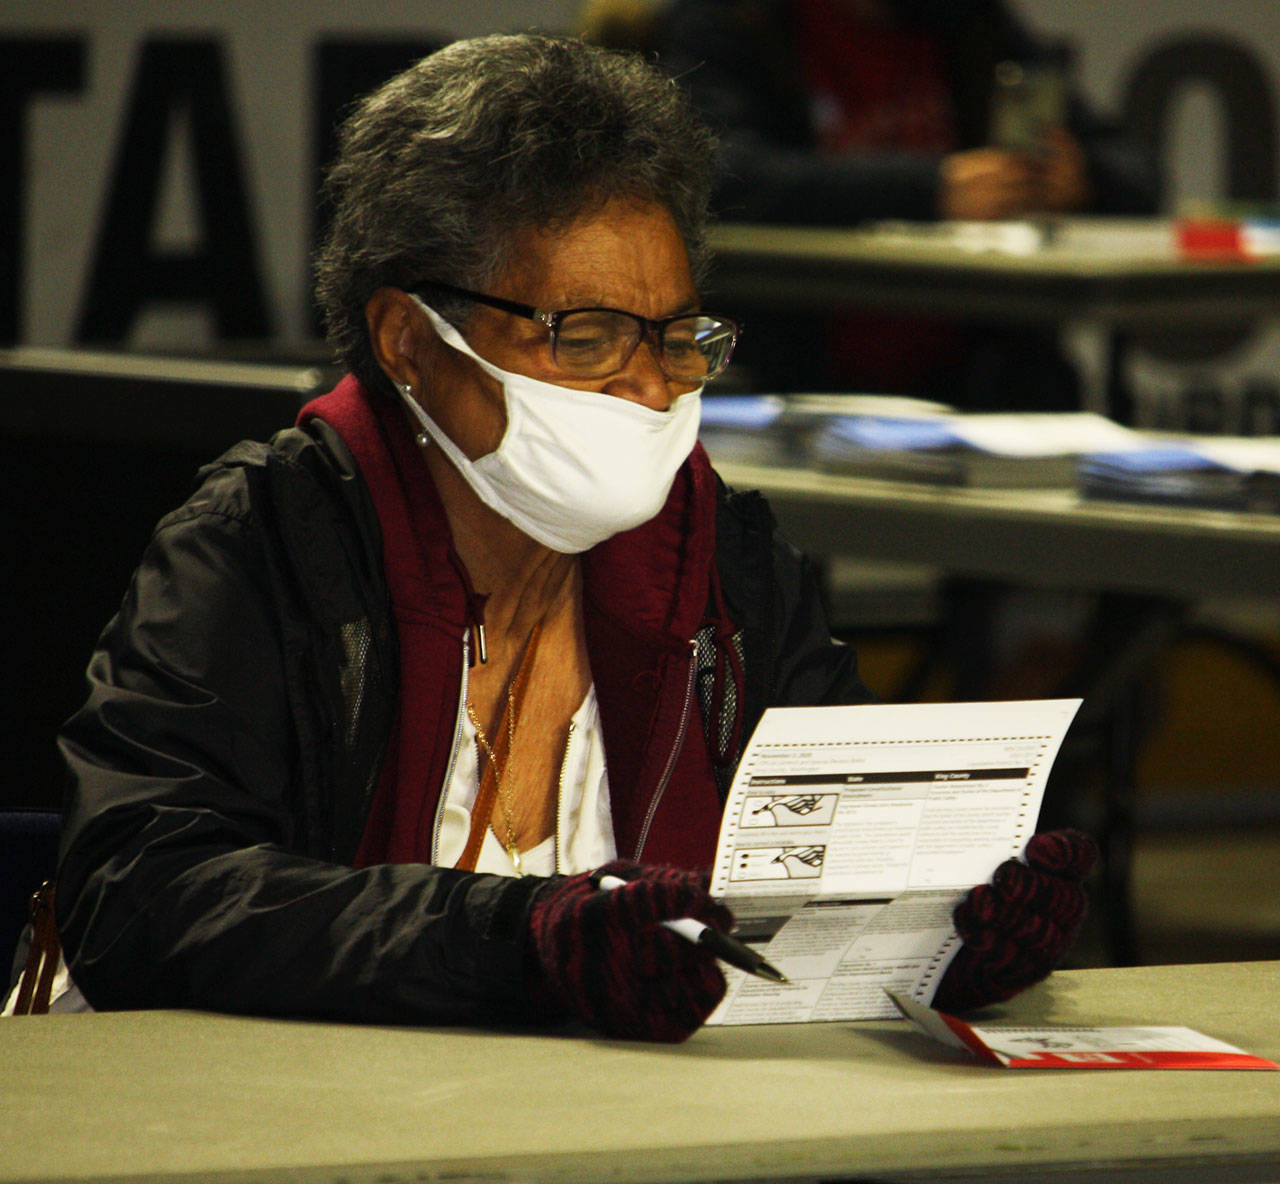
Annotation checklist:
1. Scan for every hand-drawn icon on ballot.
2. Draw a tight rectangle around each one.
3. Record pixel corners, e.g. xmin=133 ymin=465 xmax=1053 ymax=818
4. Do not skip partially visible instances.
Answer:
xmin=731 ymin=844 xmax=826 ymax=881
xmin=742 ymin=792 xmax=839 ymax=828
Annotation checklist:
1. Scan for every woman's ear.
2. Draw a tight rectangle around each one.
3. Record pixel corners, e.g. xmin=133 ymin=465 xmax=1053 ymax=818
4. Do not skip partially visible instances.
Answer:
xmin=365 ymin=287 xmax=427 ymax=392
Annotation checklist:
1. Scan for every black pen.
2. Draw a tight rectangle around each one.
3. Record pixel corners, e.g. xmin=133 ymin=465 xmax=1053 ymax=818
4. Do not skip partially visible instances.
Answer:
xmin=595 ymin=873 xmax=789 ymax=984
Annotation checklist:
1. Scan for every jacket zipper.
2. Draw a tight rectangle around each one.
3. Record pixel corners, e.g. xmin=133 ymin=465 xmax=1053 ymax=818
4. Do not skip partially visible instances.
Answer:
xmin=633 ymin=637 xmax=698 ymax=861
xmin=429 ymin=627 xmax=471 ymax=864
xmin=554 ymin=720 xmax=575 ymax=875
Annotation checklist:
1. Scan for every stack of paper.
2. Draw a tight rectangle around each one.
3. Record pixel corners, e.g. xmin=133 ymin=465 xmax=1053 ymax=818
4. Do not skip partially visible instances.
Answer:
xmin=696 ymin=394 xmax=790 ymax=465
xmin=698 ymin=393 xmax=952 ymax=469
xmin=1079 ymin=435 xmax=1280 ymax=512
xmin=811 ymin=410 xmax=1139 ymax=488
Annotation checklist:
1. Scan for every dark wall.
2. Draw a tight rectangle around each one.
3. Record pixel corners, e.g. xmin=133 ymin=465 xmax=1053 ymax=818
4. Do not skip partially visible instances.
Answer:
xmin=1 ymin=352 xmax=331 ymax=810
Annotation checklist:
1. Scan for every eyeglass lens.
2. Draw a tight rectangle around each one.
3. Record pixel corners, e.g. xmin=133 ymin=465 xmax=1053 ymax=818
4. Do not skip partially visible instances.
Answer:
xmin=552 ymin=311 xmax=736 ymax=381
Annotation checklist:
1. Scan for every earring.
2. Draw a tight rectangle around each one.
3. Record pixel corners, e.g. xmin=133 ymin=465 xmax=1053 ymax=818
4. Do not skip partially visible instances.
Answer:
xmin=401 ymin=383 xmax=430 ymax=449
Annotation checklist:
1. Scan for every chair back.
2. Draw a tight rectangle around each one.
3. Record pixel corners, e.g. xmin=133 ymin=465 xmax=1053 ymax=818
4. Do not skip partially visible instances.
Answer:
xmin=0 ymin=810 xmax=61 ymax=975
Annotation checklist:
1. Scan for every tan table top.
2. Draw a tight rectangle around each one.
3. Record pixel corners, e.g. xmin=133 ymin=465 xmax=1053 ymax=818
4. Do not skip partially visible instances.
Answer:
xmin=710 ymin=457 xmax=1280 ymax=599
xmin=4 ymin=960 xmax=1278 ymax=1183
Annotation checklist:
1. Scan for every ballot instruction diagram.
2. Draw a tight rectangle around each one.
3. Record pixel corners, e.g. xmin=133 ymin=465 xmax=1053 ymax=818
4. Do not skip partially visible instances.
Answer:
xmin=706 ymin=699 xmax=1081 ymax=1026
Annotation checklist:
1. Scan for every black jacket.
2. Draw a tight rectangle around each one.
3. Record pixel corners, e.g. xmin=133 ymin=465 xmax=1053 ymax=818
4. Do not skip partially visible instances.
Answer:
xmin=55 ymin=406 xmax=869 ymax=1026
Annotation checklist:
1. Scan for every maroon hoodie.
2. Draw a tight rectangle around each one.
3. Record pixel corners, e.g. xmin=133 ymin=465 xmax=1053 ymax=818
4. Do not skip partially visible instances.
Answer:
xmin=301 ymin=377 xmax=727 ymax=874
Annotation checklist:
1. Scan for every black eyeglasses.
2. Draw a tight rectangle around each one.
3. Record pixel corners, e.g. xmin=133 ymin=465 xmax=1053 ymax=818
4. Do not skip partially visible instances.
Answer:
xmin=411 ymin=279 xmax=740 ymax=383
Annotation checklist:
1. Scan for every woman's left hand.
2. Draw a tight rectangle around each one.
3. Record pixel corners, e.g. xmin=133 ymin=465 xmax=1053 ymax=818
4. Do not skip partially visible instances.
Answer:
xmin=931 ymin=829 xmax=1098 ymax=1014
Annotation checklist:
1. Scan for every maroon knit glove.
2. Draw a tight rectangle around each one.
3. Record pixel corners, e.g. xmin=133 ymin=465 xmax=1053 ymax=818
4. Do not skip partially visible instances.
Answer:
xmin=932 ymin=829 xmax=1098 ymax=1014
xmin=527 ymin=859 xmax=731 ymax=1042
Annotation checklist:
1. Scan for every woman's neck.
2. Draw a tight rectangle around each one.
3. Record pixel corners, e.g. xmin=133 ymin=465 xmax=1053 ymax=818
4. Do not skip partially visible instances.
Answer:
xmin=422 ymin=438 xmax=579 ymax=640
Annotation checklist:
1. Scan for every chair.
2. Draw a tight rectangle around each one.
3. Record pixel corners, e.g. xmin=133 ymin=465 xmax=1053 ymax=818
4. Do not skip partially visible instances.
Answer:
xmin=0 ymin=810 xmax=62 ymax=982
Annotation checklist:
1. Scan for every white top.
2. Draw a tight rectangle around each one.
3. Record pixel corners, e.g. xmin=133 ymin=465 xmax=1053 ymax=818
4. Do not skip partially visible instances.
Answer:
xmin=434 ymin=682 xmax=617 ymax=876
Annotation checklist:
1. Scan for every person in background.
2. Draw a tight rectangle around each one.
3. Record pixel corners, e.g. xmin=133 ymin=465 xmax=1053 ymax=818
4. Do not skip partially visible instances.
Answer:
xmin=39 ymin=34 xmax=1093 ymax=1037
xmin=582 ymin=0 xmax=1160 ymax=403
xmin=652 ymin=0 xmax=1155 ymax=225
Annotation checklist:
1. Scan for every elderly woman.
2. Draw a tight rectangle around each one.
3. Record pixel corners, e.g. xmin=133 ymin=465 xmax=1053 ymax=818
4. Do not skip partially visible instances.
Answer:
xmin=51 ymin=34 xmax=1092 ymax=1040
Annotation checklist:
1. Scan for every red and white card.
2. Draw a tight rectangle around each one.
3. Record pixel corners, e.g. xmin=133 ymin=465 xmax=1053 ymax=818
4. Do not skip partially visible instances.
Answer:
xmin=887 ymin=989 xmax=1278 ymax=1070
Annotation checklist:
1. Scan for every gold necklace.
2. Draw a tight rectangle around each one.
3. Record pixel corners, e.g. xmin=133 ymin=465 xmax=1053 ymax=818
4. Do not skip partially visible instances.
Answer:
xmin=466 ymin=693 xmax=524 ymax=871
xmin=463 ymin=621 xmax=544 ymax=874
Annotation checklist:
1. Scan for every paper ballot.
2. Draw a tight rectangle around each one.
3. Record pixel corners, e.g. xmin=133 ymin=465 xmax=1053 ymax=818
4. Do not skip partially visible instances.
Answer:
xmin=705 ymin=699 xmax=1081 ymax=1025
xmin=887 ymin=989 xmax=1278 ymax=1070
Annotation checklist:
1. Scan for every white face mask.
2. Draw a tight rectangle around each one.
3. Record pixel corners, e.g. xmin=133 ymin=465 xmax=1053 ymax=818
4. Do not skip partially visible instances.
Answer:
xmin=401 ymin=298 xmax=702 ymax=554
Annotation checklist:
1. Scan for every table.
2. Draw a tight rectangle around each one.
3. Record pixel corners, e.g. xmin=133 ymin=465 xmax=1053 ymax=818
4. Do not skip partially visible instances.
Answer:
xmin=705 ymin=219 xmax=1280 ymax=422
xmin=3 ymin=961 xmax=1277 ymax=1184
xmin=710 ymin=458 xmax=1280 ymax=601
xmin=710 ymin=456 xmax=1280 ymax=962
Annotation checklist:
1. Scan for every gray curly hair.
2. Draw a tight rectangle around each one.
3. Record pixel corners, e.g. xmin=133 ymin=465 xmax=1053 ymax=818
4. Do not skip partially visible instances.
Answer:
xmin=314 ymin=33 xmax=718 ymax=395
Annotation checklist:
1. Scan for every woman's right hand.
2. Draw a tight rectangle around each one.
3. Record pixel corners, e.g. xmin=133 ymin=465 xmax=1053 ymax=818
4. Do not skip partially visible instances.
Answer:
xmin=527 ymin=859 xmax=730 ymax=1042
xmin=939 ymin=147 xmax=1040 ymax=221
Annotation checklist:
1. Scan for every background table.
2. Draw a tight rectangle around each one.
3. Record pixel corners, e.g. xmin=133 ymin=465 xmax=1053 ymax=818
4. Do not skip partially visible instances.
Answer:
xmin=709 ymin=455 xmax=1280 ymax=963
xmin=706 ymin=219 xmax=1280 ymax=423
xmin=4 ymin=961 xmax=1277 ymax=1184
xmin=710 ymin=458 xmax=1280 ymax=601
